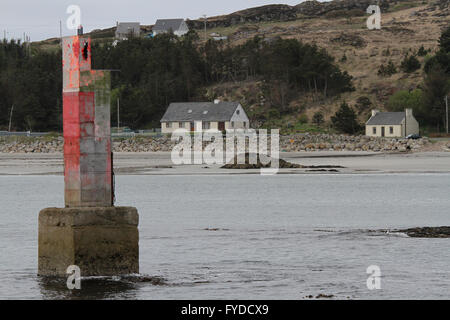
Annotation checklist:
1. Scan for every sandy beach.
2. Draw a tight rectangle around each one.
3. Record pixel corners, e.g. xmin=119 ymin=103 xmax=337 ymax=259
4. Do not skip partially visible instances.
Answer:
xmin=1 ymin=151 xmax=449 ymax=175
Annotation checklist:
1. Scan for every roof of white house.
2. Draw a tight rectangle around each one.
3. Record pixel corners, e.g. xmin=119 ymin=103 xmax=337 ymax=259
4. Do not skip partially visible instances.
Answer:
xmin=160 ymin=102 xmax=241 ymax=122
xmin=366 ymin=112 xmax=406 ymax=125
xmin=153 ymin=19 xmax=185 ymax=32
xmin=116 ymin=22 xmax=140 ymax=35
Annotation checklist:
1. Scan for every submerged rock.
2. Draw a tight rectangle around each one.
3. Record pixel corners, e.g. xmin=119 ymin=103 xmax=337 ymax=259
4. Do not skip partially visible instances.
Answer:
xmin=221 ymin=153 xmax=304 ymax=169
xmin=396 ymin=226 xmax=450 ymax=238
xmin=221 ymin=153 xmax=344 ymax=170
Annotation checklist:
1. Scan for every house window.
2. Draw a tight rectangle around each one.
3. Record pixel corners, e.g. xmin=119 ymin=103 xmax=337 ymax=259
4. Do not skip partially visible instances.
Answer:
xmin=231 ymin=121 xmax=235 ymax=128
xmin=236 ymin=110 xmax=240 ymax=115
xmin=179 ymin=122 xmax=184 ymax=128
xmin=372 ymin=127 xmax=376 ymax=134
xmin=202 ymin=121 xmax=210 ymax=130
xmin=243 ymin=122 xmax=247 ymax=128
xmin=389 ymin=126 xmax=394 ymax=134
xmin=166 ymin=122 xmax=172 ymax=128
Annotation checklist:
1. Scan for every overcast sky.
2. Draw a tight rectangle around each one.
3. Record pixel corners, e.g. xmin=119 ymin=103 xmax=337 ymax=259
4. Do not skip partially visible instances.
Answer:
xmin=0 ymin=0 xmax=328 ymax=41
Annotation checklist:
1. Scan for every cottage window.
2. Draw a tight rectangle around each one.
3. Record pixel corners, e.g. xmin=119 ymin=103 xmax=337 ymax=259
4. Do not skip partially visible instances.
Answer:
xmin=166 ymin=122 xmax=172 ymax=128
xmin=236 ymin=110 xmax=240 ymax=115
xmin=202 ymin=122 xmax=210 ymax=130
xmin=179 ymin=122 xmax=184 ymax=128
xmin=243 ymin=122 xmax=247 ymax=128
xmin=389 ymin=126 xmax=394 ymax=134
xmin=231 ymin=121 xmax=235 ymax=128
xmin=372 ymin=127 xmax=376 ymax=134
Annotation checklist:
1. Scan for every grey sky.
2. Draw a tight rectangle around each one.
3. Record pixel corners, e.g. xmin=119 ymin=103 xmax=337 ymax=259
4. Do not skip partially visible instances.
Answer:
xmin=0 ymin=0 xmax=321 ymax=41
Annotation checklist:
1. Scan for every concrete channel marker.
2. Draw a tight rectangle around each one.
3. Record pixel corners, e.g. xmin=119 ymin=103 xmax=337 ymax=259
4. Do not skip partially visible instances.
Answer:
xmin=38 ymin=35 xmax=139 ymax=277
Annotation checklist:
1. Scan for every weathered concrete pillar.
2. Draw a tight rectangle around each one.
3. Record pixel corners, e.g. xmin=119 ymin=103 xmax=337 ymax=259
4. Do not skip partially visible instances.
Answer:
xmin=39 ymin=207 xmax=139 ymax=276
xmin=38 ymin=36 xmax=139 ymax=277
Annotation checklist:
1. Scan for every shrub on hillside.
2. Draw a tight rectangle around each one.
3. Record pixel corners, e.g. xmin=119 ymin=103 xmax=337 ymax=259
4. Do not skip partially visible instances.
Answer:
xmin=400 ymin=54 xmax=421 ymax=73
xmin=417 ymin=45 xmax=429 ymax=57
xmin=355 ymin=96 xmax=372 ymax=114
xmin=377 ymin=60 xmax=397 ymax=77
xmin=312 ymin=112 xmax=324 ymax=126
xmin=298 ymin=114 xmax=309 ymax=124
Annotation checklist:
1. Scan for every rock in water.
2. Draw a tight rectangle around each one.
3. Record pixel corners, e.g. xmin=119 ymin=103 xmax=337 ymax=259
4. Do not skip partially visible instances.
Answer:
xmin=221 ymin=153 xmax=304 ymax=169
xmin=221 ymin=153 xmax=344 ymax=170
xmin=396 ymin=226 xmax=450 ymax=238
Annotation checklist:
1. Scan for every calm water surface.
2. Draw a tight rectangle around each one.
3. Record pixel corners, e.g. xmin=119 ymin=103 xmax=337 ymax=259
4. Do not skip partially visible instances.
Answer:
xmin=0 ymin=174 xmax=449 ymax=299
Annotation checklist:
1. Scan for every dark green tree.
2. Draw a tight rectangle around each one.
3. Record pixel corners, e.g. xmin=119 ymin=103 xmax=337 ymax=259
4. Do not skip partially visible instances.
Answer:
xmin=422 ymin=66 xmax=450 ymax=131
xmin=331 ymin=101 xmax=361 ymax=134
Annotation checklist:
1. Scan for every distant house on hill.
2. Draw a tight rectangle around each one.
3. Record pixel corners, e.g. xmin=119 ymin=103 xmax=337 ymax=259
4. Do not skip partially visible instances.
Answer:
xmin=115 ymin=22 xmax=141 ymax=40
xmin=366 ymin=109 xmax=419 ymax=138
xmin=152 ymin=19 xmax=189 ymax=37
xmin=160 ymin=100 xmax=249 ymax=133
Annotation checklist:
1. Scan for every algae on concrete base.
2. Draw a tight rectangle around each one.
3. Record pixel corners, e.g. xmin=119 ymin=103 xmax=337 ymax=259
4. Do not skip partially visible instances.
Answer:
xmin=38 ymin=206 xmax=139 ymax=277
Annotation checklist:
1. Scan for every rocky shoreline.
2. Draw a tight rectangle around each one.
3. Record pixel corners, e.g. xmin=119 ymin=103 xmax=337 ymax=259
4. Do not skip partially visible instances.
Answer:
xmin=0 ymin=133 xmax=444 ymax=154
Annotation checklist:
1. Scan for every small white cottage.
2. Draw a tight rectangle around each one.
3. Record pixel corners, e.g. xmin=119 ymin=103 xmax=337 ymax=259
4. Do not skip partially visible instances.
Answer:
xmin=366 ymin=109 xmax=419 ymax=138
xmin=152 ymin=19 xmax=189 ymax=37
xmin=160 ymin=100 xmax=250 ymax=133
xmin=115 ymin=22 xmax=141 ymax=40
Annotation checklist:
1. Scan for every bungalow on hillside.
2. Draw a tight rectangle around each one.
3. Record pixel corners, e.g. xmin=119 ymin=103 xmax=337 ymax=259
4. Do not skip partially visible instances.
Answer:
xmin=366 ymin=109 xmax=419 ymax=138
xmin=152 ymin=19 xmax=189 ymax=37
xmin=115 ymin=22 xmax=141 ymax=40
xmin=160 ymin=100 xmax=250 ymax=133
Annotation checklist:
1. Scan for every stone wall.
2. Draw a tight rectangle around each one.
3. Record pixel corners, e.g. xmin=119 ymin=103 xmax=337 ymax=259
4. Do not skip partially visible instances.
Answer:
xmin=279 ymin=133 xmax=430 ymax=152
xmin=0 ymin=133 xmax=439 ymax=153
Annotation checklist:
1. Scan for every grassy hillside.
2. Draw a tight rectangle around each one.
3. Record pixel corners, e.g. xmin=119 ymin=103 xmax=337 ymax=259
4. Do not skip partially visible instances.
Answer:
xmin=31 ymin=0 xmax=449 ymax=133
xmin=200 ymin=1 xmax=449 ymax=132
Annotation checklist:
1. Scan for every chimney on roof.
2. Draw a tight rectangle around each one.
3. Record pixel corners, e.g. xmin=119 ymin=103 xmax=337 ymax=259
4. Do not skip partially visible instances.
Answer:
xmin=405 ymin=108 xmax=413 ymax=117
xmin=371 ymin=109 xmax=380 ymax=117
xmin=214 ymin=99 xmax=220 ymax=104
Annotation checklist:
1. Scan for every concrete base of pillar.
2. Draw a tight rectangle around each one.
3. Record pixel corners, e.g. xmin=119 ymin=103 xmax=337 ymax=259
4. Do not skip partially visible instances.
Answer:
xmin=38 ymin=206 xmax=139 ymax=277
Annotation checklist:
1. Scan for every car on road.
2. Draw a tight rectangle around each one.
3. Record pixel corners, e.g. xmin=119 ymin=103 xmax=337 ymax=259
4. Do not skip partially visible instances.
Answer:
xmin=406 ymin=134 xmax=421 ymax=140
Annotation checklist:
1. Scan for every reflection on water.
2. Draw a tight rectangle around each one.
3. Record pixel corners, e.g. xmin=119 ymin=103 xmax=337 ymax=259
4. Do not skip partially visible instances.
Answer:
xmin=38 ymin=275 xmax=166 ymax=300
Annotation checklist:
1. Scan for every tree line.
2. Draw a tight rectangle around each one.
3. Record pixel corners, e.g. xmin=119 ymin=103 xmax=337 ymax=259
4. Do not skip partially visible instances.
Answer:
xmin=0 ymin=32 xmax=354 ymax=131
xmin=0 ymin=40 xmax=61 ymax=131
xmin=387 ymin=26 xmax=450 ymax=132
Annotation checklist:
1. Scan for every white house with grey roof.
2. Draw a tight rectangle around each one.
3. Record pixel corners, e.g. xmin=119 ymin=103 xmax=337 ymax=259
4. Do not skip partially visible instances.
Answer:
xmin=366 ymin=109 xmax=419 ymax=138
xmin=152 ymin=19 xmax=189 ymax=37
xmin=115 ymin=22 xmax=140 ymax=40
xmin=160 ymin=100 xmax=249 ymax=133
